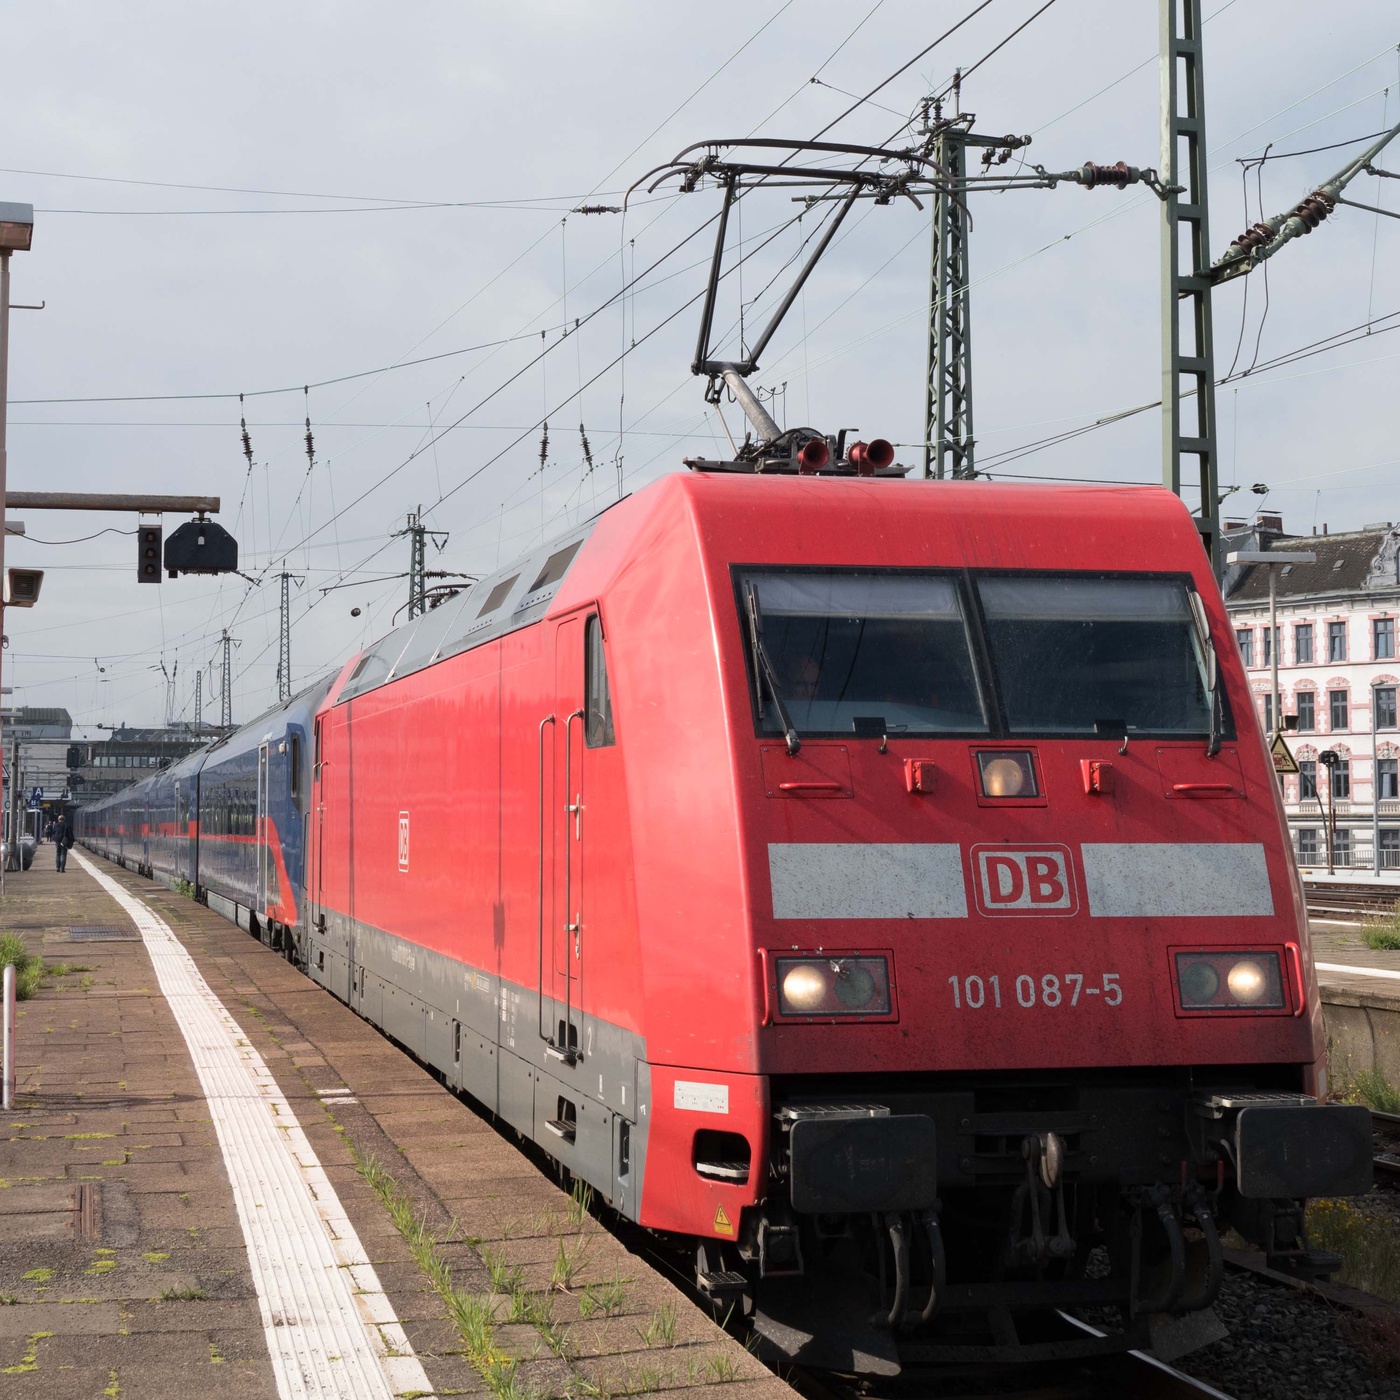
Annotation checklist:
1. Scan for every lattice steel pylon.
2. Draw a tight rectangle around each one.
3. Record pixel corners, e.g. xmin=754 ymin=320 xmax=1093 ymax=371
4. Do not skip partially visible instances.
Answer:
xmin=1160 ymin=0 xmax=1220 ymax=564
xmin=277 ymin=572 xmax=293 ymax=703
xmin=924 ymin=126 xmax=974 ymax=480
xmin=194 ymin=669 xmax=202 ymax=728
xmin=395 ymin=508 xmax=447 ymax=621
xmin=220 ymin=630 xmax=237 ymax=729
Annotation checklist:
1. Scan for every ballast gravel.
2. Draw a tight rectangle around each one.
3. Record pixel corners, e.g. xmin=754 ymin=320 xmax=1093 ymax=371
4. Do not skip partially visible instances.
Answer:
xmin=1178 ymin=1268 xmax=1400 ymax=1399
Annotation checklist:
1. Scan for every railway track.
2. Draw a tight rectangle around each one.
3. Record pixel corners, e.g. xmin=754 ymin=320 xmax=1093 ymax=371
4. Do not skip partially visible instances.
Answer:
xmin=783 ymin=1312 xmax=1236 ymax=1399
xmin=1372 ymin=1107 xmax=1400 ymax=1179
xmin=1304 ymin=880 xmax=1400 ymax=920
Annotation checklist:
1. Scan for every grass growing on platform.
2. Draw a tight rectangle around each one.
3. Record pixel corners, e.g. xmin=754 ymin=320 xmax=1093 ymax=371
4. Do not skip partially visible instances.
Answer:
xmin=1337 ymin=1065 xmax=1400 ymax=1116
xmin=1306 ymin=1198 xmax=1400 ymax=1302
xmin=0 ymin=933 xmax=44 ymax=1000
xmin=1363 ymin=906 xmax=1400 ymax=952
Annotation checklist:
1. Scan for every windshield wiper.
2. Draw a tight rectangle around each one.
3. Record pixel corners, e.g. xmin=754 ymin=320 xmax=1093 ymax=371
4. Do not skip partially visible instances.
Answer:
xmin=745 ymin=585 xmax=801 ymax=755
xmin=1188 ymin=592 xmax=1222 ymax=758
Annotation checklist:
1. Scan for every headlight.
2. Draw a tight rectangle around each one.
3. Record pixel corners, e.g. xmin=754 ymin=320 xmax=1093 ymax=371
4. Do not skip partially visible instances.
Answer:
xmin=976 ymin=750 xmax=1039 ymax=798
xmin=1174 ymin=950 xmax=1287 ymax=1011
xmin=776 ymin=955 xmax=892 ymax=1019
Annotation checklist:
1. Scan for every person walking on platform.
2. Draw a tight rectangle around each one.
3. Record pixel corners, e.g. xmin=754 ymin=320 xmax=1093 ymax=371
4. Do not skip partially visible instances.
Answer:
xmin=54 ymin=814 xmax=73 ymax=873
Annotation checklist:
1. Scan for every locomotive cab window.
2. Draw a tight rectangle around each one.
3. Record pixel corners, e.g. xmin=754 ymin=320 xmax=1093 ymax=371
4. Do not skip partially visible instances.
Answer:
xmin=585 ymin=614 xmax=615 ymax=748
xmin=736 ymin=569 xmax=988 ymax=737
xmin=975 ymin=575 xmax=1227 ymax=739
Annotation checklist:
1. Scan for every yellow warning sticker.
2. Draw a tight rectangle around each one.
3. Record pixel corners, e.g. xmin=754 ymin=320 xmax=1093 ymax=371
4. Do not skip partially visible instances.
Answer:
xmin=713 ymin=1205 xmax=734 ymax=1236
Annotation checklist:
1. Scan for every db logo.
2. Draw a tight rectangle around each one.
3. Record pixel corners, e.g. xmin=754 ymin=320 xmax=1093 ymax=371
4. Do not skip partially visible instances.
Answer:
xmin=971 ymin=844 xmax=1077 ymax=916
xmin=398 ymin=811 xmax=410 ymax=872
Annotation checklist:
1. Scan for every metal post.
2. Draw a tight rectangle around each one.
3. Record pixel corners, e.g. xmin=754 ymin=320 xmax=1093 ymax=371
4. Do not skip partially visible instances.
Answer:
xmin=2 ymin=961 xmax=15 ymax=1112
xmin=221 ymin=630 xmax=233 ymax=729
xmin=6 ymin=736 xmax=18 ymax=874
xmin=1269 ymin=568 xmax=1279 ymax=741
xmin=277 ymin=572 xmax=292 ymax=702
xmin=924 ymin=127 xmax=974 ymax=479
xmin=0 ymin=249 xmax=11 ymax=882
xmin=408 ymin=515 xmax=426 ymax=620
xmin=1374 ymin=680 xmax=1384 ymax=879
xmin=1160 ymin=0 xmax=1221 ymax=565
xmin=1325 ymin=758 xmax=1336 ymax=876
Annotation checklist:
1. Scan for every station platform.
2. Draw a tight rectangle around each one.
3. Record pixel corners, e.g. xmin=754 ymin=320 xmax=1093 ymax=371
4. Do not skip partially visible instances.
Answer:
xmin=1312 ymin=918 xmax=1400 ymax=1092
xmin=0 ymin=851 xmax=788 ymax=1400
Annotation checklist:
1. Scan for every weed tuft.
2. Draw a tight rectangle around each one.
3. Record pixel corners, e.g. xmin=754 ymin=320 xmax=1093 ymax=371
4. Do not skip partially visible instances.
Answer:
xmin=1306 ymin=1198 xmax=1400 ymax=1302
xmin=636 ymin=1302 xmax=677 ymax=1349
xmin=578 ymin=1277 xmax=627 ymax=1318
xmin=0 ymin=934 xmax=43 ymax=1000
xmin=567 ymin=1179 xmax=594 ymax=1229
xmin=159 ymin=1285 xmax=208 ymax=1301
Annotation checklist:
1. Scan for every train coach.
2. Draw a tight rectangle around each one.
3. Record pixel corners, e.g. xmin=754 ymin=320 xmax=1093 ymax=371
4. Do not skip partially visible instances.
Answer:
xmin=78 ymin=678 xmax=329 ymax=954
xmin=79 ymin=467 xmax=1372 ymax=1372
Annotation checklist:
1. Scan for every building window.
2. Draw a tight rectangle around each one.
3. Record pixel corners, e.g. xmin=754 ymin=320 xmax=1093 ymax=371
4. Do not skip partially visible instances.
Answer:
xmin=1297 ymin=828 xmax=1319 ymax=864
xmin=1330 ymin=690 xmax=1350 ymax=731
xmin=1332 ymin=758 xmax=1351 ymax=799
xmin=1335 ymin=828 xmax=1352 ymax=866
xmin=1377 ymin=618 xmax=1396 ymax=660
xmin=1377 ymin=686 xmax=1398 ymax=731
xmin=1296 ymin=692 xmax=1315 ymax=731
xmin=1295 ymin=623 xmax=1314 ymax=664
xmin=1299 ymin=760 xmax=1317 ymax=799
xmin=1236 ymin=629 xmax=1254 ymax=668
xmin=1381 ymin=829 xmax=1400 ymax=869
xmin=1261 ymin=695 xmax=1274 ymax=732
xmin=1262 ymin=626 xmax=1280 ymax=665
xmin=1328 ymin=620 xmax=1348 ymax=662
xmin=1379 ymin=758 xmax=1399 ymax=800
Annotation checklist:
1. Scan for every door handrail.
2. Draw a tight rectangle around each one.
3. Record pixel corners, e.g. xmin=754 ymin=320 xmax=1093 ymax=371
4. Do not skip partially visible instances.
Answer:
xmin=537 ymin=713 xmax=557 ymax=1048
xmin=556 ymin=708 xmax=586 ymax=1066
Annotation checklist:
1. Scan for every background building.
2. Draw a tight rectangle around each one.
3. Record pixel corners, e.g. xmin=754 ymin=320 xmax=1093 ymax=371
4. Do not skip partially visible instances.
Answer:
xmin=1223 ymin=516 xmax=1400 ymax=875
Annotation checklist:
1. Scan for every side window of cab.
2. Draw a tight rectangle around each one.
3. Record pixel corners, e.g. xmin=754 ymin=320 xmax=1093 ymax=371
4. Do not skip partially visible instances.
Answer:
xmin=585 ymin=614 xmax=615 ymax=748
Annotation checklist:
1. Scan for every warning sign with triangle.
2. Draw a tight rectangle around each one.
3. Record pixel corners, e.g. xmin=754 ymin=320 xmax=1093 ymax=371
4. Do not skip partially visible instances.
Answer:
xmin=1270 ymin=733 xmax=1299 ymax=775
xmin=713 ymin=1205 xmax=734 ymax=1236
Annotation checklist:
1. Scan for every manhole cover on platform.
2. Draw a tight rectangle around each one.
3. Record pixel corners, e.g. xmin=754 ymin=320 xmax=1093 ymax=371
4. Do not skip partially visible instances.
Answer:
xmin=68 ymin=926 xmax=139 ymax=941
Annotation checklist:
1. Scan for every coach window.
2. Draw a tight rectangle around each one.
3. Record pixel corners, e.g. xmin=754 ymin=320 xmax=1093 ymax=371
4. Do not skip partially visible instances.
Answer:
xmin=290 ymin=733 xmax=303 ymax=799
xmin=585 ymin=614 xmax=615 ymax=748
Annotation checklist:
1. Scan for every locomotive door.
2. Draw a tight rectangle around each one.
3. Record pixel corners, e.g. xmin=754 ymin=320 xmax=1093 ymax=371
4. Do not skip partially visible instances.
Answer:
xmin=541 ymin=616 xmax=589 ymax=1067
xmin=256 ymin=741 xmax=270 ymax=920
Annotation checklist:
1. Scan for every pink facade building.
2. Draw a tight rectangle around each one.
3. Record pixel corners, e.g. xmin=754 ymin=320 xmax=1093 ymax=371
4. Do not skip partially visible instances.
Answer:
xmin=1223 ymin=517 xmax=1400 ymax=875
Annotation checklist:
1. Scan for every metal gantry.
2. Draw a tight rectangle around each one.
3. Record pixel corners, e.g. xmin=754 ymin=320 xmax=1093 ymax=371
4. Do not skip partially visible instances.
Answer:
xmin=220 ymin=629 xmax=237 ymax=730
xmin=924 ymin=124 xmax=975 ymax=480
xmin=1160 ymin=0 xmax=1221 ymax=565
xmin=395 ymin=509 xmax=447 ymax=621
xmin=275 ymin=570 xmax=303 ymax=703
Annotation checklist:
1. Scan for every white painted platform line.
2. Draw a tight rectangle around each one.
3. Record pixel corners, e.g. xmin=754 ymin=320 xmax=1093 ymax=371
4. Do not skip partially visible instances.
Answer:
xmin=71 ymin=850 xmax=433 ymax=1400
xmin=1317 ymin=961 xmax=1400 ymax=982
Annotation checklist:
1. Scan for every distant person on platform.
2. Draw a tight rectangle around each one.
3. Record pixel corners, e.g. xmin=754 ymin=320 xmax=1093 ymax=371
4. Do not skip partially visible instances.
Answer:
xmin=54 ymin=815 xmax=74 ymax=873
xmin=45 ymin=817 xmax=56 ymax=844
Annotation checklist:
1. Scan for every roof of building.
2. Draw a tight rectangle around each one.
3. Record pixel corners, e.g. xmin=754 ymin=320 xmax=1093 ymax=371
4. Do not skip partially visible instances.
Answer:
xmin=1223 ymin=525 xmax=1400 ymax=606
xmin=1 ymin=706 xmax=73 ymax=727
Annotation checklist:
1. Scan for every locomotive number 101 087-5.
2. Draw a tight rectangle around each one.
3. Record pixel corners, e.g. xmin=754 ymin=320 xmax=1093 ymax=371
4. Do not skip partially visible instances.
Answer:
xmin=948 ymin=972 xmax=1122 ymax=1010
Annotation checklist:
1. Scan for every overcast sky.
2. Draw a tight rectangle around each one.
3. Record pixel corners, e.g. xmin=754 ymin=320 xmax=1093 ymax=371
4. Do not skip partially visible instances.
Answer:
xmin=2 ymin=1 xmax=1396 ymax=734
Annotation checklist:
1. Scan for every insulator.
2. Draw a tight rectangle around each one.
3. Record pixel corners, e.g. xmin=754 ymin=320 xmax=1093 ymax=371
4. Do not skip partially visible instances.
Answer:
xmin=1291 ymin=191 xmax=1334 ymax=232
xmin=1229 ymin=221 xmax=1274 ymax=256
xmin=1080 ymin=161 xmax=1135 ymax=190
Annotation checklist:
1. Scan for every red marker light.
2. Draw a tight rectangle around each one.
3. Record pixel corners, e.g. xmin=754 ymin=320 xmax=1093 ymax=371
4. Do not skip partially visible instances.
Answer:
xmin=796 ymin=438 xmax=830 ymax=474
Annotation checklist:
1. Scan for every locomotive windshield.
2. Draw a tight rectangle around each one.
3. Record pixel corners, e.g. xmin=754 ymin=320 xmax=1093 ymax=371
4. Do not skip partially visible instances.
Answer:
xmin=736 ymin=569 xmax=1219 ymax=740
xmin=738 ymin=570 xmax=989 ymax=735
xmin=976 ymin=575 xmax=1213 ymax=737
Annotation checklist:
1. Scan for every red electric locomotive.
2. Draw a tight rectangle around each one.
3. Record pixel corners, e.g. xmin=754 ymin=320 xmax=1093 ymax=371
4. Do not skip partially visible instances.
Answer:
xmin=304 ymin=464 xmax=1370 ymax=1370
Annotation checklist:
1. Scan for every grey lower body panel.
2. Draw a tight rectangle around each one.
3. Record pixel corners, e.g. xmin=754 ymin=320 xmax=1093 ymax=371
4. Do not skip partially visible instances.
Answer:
xmin=300 ymin=907 xmax=652 ymax=1219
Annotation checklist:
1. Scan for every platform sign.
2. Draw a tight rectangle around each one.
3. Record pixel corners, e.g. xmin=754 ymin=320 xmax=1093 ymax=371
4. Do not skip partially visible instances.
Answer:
xmin=26 ymin=786 xmax=43 ymax=809
xmin=1270 ymin=733 xmax=1299 ymax=775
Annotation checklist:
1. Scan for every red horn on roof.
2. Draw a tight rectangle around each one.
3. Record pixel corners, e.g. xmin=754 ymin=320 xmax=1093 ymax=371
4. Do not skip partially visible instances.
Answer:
xmin=848 ymin=439 xmax=894 ymax=475
xmin=796 ymin=438 xmax=830 ymax=474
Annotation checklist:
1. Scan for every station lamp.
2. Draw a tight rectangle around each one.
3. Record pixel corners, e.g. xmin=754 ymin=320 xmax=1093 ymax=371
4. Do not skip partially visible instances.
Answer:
xmin=0 ymin=202 xmax=34 ymax=252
